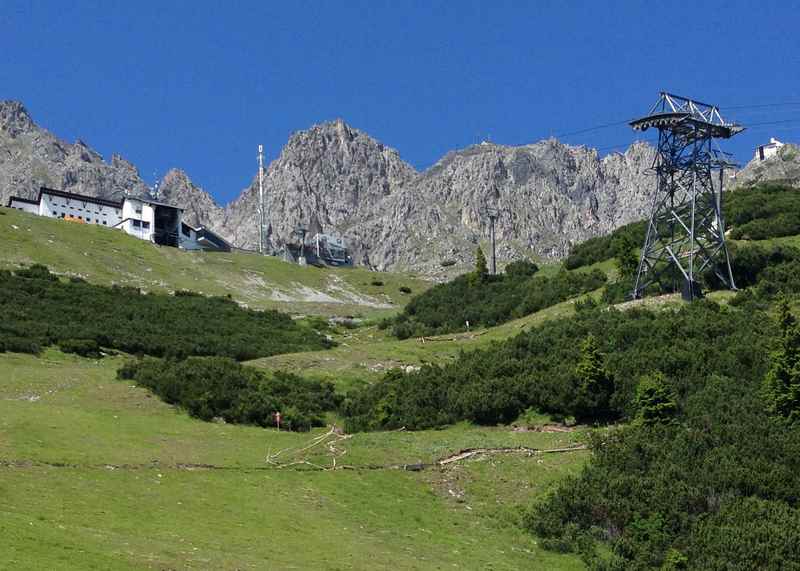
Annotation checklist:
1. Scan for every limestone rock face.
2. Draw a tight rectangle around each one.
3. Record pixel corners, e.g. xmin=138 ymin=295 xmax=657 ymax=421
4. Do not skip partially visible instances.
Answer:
xmin=219 ymin=125 xmax=657 ymax=273
xmin=219 ymin=119 xmax=418 ymax=250
xmin=340 ymin=139 xmax=656 ymax=274
xmin=0 ymin=100 xmax=150 ymax=205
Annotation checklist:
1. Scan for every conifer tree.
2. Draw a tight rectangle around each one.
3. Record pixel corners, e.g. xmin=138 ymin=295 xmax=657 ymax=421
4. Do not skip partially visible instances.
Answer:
xmin=763 ymin=297 xmax=800 ymax=423
xmin=475 ymin=247 xmax=489 ymax=281
xmin=613 ymin=233 xmax=640 ymax=281
xmin=634 ymin=372 xmax=678 ymax=426
xmin=573 ymin=334 xmax=616 ymax=423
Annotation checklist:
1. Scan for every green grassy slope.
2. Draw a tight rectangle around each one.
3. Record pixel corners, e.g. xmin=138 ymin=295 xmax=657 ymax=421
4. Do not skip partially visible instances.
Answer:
xmin=249 ymin=295 xmax=590 ymax=389
xmin=0 ymin=208 xmax=428 ymax=318
xmin=0 ymin=349 xmax=586 ymax=570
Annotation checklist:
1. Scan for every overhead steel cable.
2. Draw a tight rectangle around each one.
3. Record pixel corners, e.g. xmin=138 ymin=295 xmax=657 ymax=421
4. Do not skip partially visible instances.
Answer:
xmin=550 ymin=99 xmax=800 ymax=142
xmin=724 ymin=101 xmax=800 ymax=110
xmin=553 ymin=120 xmax=631 ymax=139
xmin=745 ymin=117 xmax=800 ymax=127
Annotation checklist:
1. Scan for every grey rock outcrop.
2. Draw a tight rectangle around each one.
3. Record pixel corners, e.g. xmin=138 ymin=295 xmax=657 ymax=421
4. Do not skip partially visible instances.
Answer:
xmin=731 ymin=144 xmax=800 ymax=189
xmin=352 ymin=139 xmax=655 ymax=274
xmin=157 ymin=168 xmax=224 ymax=229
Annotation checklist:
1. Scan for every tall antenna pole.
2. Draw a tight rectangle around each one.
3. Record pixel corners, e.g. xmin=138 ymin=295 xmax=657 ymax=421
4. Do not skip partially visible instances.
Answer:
xmin=258 ymin=144 xmax=266 ymax=255
xmin=484 ymin=206 xmax=499 ymax=275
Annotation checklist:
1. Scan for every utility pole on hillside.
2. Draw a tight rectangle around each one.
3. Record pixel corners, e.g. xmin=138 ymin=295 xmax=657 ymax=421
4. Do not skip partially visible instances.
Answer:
xmin=258 ymin=144 xmax=267 ymax=255
xmin=484 ymin=206 xmax=499 ymax=275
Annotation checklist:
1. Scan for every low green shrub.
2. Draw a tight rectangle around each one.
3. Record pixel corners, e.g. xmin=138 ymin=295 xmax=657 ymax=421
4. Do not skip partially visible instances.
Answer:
xmin=0 ymin=265 xmax=332 ymax=359
xmin=564 ymin=184 xmax=800 ymax=271
xmin=14 ymin=263 xmax=58 ymax=281
xmin=59 ymin=338 xmax=101 ymax=358
xmin=345 ymin=300 xmax=766 ymax=431
xmin=387 ymin=267 xmax=606 ymax=338
xmin=523 ymin=303 xmax=800 ymax=569
xmin=564 ymin=221 xmax=647 ymax=270
xmin=118 ymin=357 xmax=340 ymax=431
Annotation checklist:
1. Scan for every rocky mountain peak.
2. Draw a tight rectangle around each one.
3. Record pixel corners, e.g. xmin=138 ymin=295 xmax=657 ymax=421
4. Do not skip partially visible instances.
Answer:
xmin=0 ymin=100 xmax=35 ymax=137
xmin=161 ymin=168 xmax=192 ymax=186
xmin=220 ymin=120 xmax=418 ymax=250
xmin=157 ymin=168 xmax=223 ymax=229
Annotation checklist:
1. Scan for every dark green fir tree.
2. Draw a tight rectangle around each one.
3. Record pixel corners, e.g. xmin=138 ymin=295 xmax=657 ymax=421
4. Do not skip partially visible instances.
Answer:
xmin=573 ymin=334 xmax=616 ymax=423
xmin=763 ymin=297 xmax=800 ymax=423
xmin=634 ymin=372 xmax=678 ymax=426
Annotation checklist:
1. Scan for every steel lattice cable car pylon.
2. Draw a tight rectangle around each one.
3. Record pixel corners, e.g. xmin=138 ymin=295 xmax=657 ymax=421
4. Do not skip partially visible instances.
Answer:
xmin=630 ymin=92 xmax=744 ymax=301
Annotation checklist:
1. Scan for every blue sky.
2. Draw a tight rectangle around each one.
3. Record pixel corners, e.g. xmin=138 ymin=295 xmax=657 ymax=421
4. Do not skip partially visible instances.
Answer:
xmin=2 ymin=1 xmax=799 ymax=204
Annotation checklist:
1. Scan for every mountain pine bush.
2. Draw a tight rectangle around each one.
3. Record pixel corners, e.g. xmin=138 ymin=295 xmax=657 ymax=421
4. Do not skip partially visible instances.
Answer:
xmin=118 ymin=357 xmax=339 ymax=431
xmin=0 ymin=265 xmax=332 ymax=360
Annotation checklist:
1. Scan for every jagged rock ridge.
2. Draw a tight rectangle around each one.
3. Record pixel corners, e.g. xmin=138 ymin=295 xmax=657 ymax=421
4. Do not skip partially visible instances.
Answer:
xmin=3 ymin=100 xmax=796 ymax=274
xmin=222 ymin=127 xmax=656 ymax=273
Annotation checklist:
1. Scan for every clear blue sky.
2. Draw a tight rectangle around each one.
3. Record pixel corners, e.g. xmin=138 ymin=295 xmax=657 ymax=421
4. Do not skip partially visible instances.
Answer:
xmin=2 ymin=1 xmax=799 ymax=204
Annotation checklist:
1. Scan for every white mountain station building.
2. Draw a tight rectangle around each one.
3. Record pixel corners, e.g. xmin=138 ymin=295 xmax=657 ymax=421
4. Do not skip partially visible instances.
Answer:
xmin=754 ymin=137 xmax=785 ymax=161
xmin=6 ymin=186 xmax=230 ymax=252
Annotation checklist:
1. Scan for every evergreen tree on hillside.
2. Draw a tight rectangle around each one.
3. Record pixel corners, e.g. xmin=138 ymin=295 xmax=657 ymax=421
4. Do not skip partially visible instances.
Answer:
xmin=634 ymin=372 xmax=678 ymax=426
xmin=474 ymin=247 xmax=489 ymax=281
xmin=763 ymin=297 xmax=800 ymax=423
xmin=613 ymin=233 xmax=640 ymax=281
xmin=573 ymin=334 xmax=616 ymax=423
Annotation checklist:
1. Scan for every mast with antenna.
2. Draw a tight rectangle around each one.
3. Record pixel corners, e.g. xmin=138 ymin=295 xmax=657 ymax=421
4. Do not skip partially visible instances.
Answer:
xmin=257 ymin=144 xmax=267 ymax=255
xmin=484 ymin=206 xmax=499 ymax=275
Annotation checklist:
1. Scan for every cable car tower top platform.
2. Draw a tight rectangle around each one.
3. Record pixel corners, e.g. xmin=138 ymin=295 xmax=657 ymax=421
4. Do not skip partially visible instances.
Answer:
xmin=630 ymin=92 xmax=744 ymax=140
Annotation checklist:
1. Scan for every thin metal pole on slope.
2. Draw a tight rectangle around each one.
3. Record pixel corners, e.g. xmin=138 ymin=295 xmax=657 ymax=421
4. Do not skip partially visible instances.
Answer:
xmin=490 ymin=215 xmax=497 ymax=275
xmin=258 ymin=144 xmax=266 ymax=255
xmin=719 ymin=165 xmax=736 ymax=290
